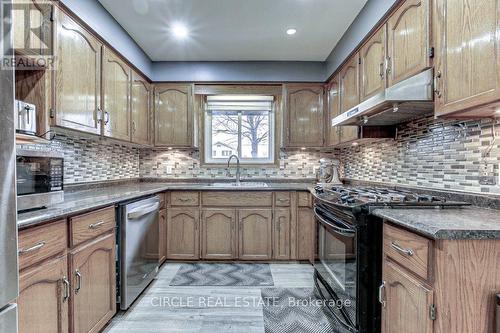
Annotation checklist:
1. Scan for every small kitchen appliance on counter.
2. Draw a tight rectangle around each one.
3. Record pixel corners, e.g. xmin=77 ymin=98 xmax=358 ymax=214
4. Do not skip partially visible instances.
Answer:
xmin=312 ymin=184 xmax=469 ymax=333
xmin=16 ymin=149 xmax=64 ymax=211
xmin=317 ymin=158 xmax=342 ymax=185
xmin=15 ymin=100 xmax=37 ymax=135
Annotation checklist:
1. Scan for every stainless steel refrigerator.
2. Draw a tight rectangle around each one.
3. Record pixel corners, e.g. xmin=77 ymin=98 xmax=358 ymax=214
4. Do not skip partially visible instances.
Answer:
xmin=0 ymin=0 xmax=19 ymax=332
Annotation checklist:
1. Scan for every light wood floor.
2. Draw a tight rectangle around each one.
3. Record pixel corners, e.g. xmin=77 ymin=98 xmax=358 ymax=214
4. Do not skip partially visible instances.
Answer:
xmin=103 ymin=263 xmax=315 ymax=333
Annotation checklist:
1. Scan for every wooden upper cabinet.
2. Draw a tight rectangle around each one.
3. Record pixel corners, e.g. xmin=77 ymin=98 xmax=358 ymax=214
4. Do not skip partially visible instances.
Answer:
xmin=154 ymin=84 xmax=194 ymax=147
xmin=102 ymin=48 xmax=131 ymax=141
xmin=13 ymin=0 xmax=53 ymax=58
xmin=69 ymin=233 xmax=116 ymax=333
xmin=18 ymin=256 xmax=69 ymax=333
xmin=433 ymin=0 xmax=500 ymax=116
xmin=284 ymin=84 xmax=324 ymax=147
xmin=201 ymin=209 xmax=237 ymax=260
xmin=360 ymin=26 xmax=387 ymax=101
xmin=131 ymin=71 xmax=151 ymax=145
xmin=382 ymin=260 xmax=434 ymax=333
xmin=387 ymin=0 xmax=431 ymax=87
xmin=339 ymin=54 xmax=360 ymax=113
xmin=166 ymin=208 xmax=200 ymax=260
xmin=238 ymin=209 xmax=272 ymax=260
xmin=326 ymin=78 xmax=341 ymax=146
xmin=54 ymin=8 xmax=102 ymax=135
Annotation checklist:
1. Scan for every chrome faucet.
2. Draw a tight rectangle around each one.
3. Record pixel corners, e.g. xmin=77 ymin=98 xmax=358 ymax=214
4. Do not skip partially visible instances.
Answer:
xmin=226 ymin=154 xmax=241 ymax=184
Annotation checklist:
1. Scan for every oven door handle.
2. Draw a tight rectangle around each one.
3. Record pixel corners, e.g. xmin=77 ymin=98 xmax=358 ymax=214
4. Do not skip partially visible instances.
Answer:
xmin=314 ymin=208 xmax=355 ymax=237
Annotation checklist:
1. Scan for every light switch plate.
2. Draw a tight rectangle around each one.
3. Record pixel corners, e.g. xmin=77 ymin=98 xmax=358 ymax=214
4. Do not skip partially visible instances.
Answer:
xmin=166 ymin=165 xmax=173 ymax=174
xmin=479 ymin=163 xmax=496 ymax=185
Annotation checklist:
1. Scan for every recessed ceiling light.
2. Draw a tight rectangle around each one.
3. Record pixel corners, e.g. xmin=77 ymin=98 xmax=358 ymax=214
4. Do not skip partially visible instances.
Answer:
xmin=286 ymin=28 xmax=297 ymax=35
xmin=172 ymin=23 xmax=189 ymax=39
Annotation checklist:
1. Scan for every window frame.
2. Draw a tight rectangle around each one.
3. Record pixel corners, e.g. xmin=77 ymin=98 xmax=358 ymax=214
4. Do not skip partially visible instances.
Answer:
xmin=202 ymin=95 xmax=278 ymax=166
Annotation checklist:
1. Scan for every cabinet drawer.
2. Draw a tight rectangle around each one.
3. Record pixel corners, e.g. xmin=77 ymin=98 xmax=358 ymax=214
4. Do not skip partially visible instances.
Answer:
xmin=274 ymin=192 xmax=291 ymax=206
xmin=70 ymin=206 xmax=115 ymax=247
xmin=298 ymin=192 xmax=312 ymax=207
xmin=383 ymin=223 xmax=431 ymax=280
xmin=18 ymin=220 xmax=67 ymax=271
xmin=201 ymin=191 xmax=272 ymax=207
xmin=170 ymin=191 xmax=199 ymax=206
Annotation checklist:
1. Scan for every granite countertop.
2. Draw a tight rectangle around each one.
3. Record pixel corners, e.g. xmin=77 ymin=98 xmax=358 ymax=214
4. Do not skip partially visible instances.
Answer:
xmin=372 ymin=206 xmax=500 ymax=240
xmin=17 ymin=182 xmax=313 ymax=229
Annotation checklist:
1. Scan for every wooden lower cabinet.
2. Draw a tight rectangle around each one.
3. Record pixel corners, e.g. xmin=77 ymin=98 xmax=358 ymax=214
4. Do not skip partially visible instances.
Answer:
xmin=297 ymin=207 xmax=315 ymax=262
xmin=238 ymin=209 xmax=272 ymax=260
xmin=18 ymin=255 xmax=69 ymax=333
xmin=201 ymin=209 xmax=237 ymax=259
xmin=69 ymin=233 xmax=116 ymax=333
xmin=273 ymin=208 xmax=291 ymax=260
xmin=382 ymin=260 xmax=434 ymax=333
xmin=167 ymin=208 xmax=200 ymax=260
xmin=159 ymin=208 xmax=167 ymax=264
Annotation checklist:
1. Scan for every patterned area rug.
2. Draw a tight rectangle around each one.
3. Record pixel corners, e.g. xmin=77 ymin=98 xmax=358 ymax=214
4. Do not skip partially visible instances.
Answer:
xmin=261 ymin=288 xmax=350 ymax=333
xmin=169 ymin=263 xmax=274 ymax=286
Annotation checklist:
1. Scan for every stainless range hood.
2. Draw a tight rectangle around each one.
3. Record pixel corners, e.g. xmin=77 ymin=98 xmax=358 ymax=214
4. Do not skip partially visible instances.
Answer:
xmin=332 ymin=68 xmax=435 ymax=126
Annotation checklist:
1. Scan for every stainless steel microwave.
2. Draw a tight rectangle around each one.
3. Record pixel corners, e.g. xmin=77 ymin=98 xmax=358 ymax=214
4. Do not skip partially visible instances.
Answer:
xmin=16 ymin=149 xmax=64 ymax=211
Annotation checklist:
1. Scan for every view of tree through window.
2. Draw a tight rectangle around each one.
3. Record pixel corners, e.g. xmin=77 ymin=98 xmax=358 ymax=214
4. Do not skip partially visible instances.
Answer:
xmin=204 ymin=95 xmax=274 ymax=164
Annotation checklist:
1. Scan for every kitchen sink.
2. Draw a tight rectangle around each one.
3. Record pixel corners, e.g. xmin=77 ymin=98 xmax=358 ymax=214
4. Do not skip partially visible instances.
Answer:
xmin=208 ymin=182 xmax=269 ymax=188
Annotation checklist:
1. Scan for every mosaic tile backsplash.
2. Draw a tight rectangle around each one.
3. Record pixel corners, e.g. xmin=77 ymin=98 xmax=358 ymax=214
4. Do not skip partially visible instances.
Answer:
xmin=18 ymin=132 xmax=140 ymax=184
xmin=139 ymin=149 xmax=322 ymax=179
xmin=339 ymin=116 xmax=500 ymax=195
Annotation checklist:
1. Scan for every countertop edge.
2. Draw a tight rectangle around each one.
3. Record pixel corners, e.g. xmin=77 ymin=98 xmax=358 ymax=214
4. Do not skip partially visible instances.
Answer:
xmin=372 ymin=208 xmax=500 ymax=240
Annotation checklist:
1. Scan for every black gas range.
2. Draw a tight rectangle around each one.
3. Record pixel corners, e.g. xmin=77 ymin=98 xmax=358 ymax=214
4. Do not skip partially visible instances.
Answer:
xmin=312 ymin=185 xmax=468 ymax=333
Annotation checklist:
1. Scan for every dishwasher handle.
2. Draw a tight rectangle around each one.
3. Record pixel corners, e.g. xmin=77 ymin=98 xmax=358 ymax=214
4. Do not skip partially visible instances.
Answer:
xmin=127 ymin=202 xmax=160 ymax=219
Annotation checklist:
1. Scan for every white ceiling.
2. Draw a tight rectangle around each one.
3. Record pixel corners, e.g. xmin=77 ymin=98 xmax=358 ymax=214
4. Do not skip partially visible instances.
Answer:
xmin=98 ymin=0 xmax=367 ymax=62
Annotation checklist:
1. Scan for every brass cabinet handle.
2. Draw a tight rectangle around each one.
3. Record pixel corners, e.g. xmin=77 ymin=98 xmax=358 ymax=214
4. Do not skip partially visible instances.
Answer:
xmin=391 ymin=241 xmax=414 ymax=256
xmin=132 ymin=121 xmax=137 ymax=133
xmin=386 ymin=57 xmax=392 ymax=75
xmin=62 ymin=277 xmax=70 ymax=302
xmin=19 ymin=241 xmax=46 ymax=254
xmin=379 ymin=62 xmax=384 ymax=79
xmin=178 ymin=198 xmax=191 ymax=202
xmin=75 ymin=270 xmax=82 ymax=294
xmin=434 ymin=71 xmax=442 ymax=98
xmin=276 ymin=198 xmax=288 ymax=202
xmin=88 ymin=221 xmax=105 ymax=229
xmin=378 ymin=281 xmax=386 ymax=307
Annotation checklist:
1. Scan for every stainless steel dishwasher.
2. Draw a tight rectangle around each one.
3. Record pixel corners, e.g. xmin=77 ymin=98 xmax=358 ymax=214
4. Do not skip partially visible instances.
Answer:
xmin=117 ymin=195 xmax=160 ymax=310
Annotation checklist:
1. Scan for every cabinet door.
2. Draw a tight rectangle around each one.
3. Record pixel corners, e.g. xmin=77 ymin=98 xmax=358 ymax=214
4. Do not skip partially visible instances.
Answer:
xmin=326 ymin=78 xmax=341 ymax=146
xmin=387 ymin=0 xmax=431 ymax=87
xmin=201 ymin=209 xmax=236 ymax=259
xmin=131 ymin=72 xmax=151 ymax=145
xmin=154 ymin=84 xmax=194 ymax=147
xmin=18 ymin=256 xmax=69 ymax=333
xmin=434 ymin=0 xmax=500 ymax=116
xmin=159 ymin=208 xmax=167 ymax=264
xmin=238 ymin=209 xmax=272 ymax=260
xmin=382 ymin=260 xmax=433 ymax=333
xmin=339 ymin=54 xmax=360 ymax=113
xmin=297 ymin=207 xmax=315 ymax=262
xmin=273 ymin=208 xmax=291 ymax=260
xmin=54 ymin=9 xmax=102 ymax=134
xmin=102 ymin=48 xmax=131 ymax=141
xmin=69 ymin=233 xmax=116 ymax=333
xmin=285 ymin=84 xmax=324 ymax=147
xmin=13 ymin=0 xmax=53 ymax=57
xmin=166 ymin=208 xmax=200 ymax=260
xmin=360 ymin=27 xmax=386 ymax=101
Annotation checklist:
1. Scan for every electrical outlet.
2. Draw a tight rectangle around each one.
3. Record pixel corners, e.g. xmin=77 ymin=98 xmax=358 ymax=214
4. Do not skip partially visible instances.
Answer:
xmin=166 ymin=165 xmax=173 ymax=174
xmin=479 ymin=163 xmax=496 ymax=185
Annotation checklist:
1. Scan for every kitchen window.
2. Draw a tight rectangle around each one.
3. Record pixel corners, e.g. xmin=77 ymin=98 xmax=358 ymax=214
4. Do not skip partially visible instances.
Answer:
xmin=204 ymin=95 xmax=275 ymax=164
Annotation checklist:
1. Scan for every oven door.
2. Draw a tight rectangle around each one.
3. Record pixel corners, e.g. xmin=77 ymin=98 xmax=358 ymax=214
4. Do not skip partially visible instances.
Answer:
xmin=314 ymin=204 xmax=357 ymax=330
